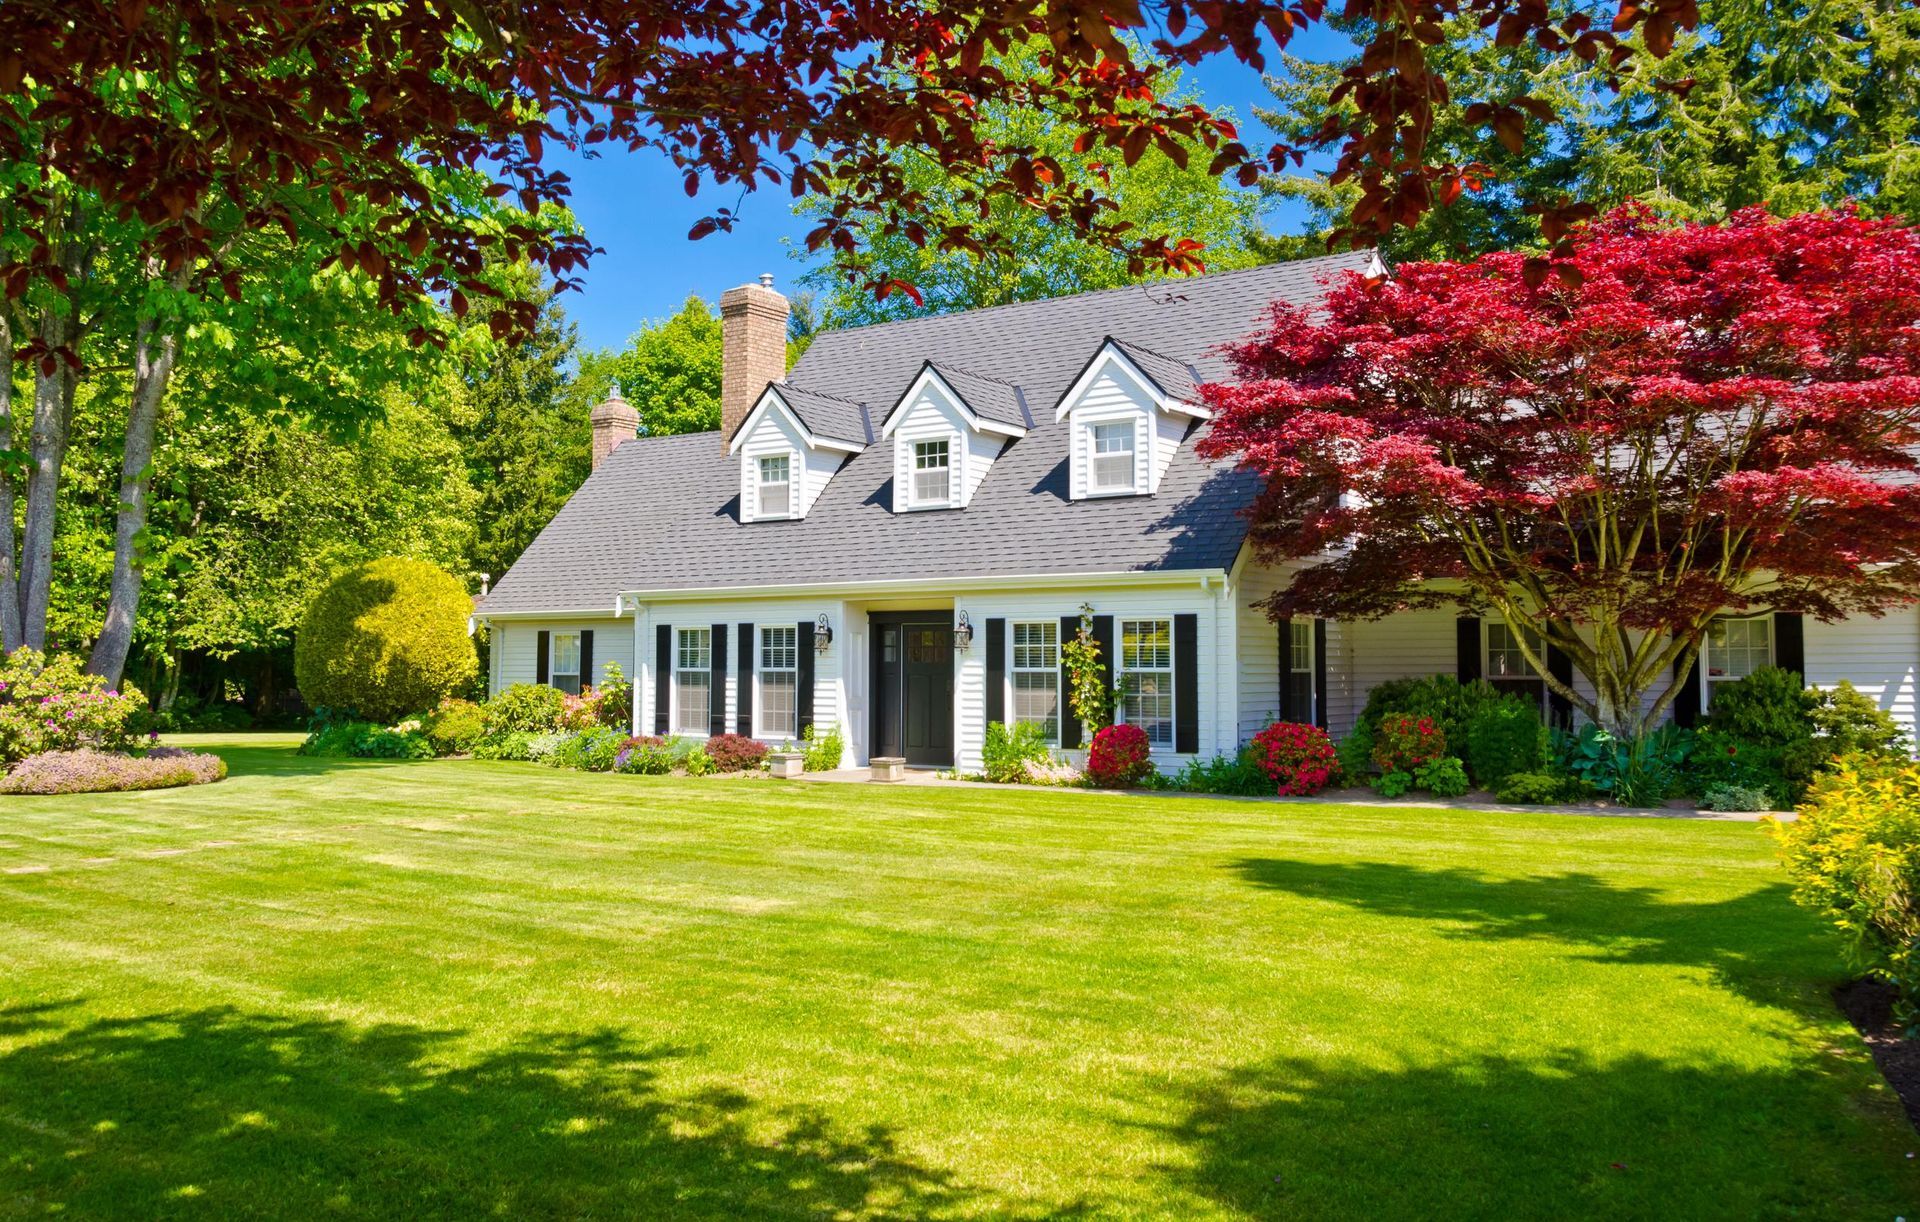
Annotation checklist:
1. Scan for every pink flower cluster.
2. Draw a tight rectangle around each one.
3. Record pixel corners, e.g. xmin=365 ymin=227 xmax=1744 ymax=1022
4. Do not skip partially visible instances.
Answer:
xmin=1250 ymin=721 xmax=1340 ymax=796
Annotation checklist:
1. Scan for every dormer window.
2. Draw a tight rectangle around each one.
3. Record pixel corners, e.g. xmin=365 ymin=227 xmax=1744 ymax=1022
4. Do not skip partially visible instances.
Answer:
xmin=1090 ymin=422 xmax=1136 ymax=494
xmin=912 ymin=439 xmax=951 ymax=506
xmin=757 ymin=454 xmax=791 ymax=517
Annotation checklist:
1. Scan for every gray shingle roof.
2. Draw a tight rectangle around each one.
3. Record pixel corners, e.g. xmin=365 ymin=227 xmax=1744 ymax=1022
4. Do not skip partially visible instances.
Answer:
xmin=773 ymin=383 xmax=872 ymax=446
xmin=482 ymin=251 xmax=1371 ymax=613
xmin=1108 ymin=338 xmax=1204 ymax=408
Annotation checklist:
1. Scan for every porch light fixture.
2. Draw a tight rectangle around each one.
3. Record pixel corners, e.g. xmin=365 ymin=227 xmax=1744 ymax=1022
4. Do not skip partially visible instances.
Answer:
xmin=815 ymin=613 xmax=833 ymax=653
xmin=953 ymin=611 xmax=974 ymax=652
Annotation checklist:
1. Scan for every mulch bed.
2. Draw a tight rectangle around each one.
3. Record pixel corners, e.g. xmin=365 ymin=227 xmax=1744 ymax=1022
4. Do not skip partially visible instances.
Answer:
xmin=1836 ymin=978 xmax=1920 ymax=1132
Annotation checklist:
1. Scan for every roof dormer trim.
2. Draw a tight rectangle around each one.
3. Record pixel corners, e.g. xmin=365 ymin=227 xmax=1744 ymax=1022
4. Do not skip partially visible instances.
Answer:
xmin=1052 ymin=337 xmax=1211 ymax=423
xmin=878 ymin=362 xmax=1029 ymax=441
xmin=727 ymin=384 xmax=868 ymax=457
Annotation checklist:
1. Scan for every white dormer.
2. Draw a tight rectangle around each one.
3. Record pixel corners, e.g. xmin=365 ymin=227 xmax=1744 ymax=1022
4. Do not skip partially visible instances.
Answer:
xmin=879 ymin=363 xmax=1028 ymax=513
xmin=1053 ymin=338 xmax=1210 ymax=499
xmin=728 ymin=385 xmax=866 ymax=522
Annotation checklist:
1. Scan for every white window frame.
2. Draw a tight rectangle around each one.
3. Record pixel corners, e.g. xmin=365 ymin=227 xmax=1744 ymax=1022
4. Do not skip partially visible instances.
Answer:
xmin=675 ymin=627 xmax=712 ymax=736
xmin=1010 ymin=620 xmax=1061 ymax=744
xmin=756 ymin=453 xmax=793 ymax=519
xmin=1117 ymin=617 xmax=1174 ymax=748
xmin=757 ymin=625 xmax=799 ymax=739
xmin=1285 ymin=620 xmax=1314 ymax=720
xmin=911 ymin=438 xmax=952 ymax=507
xmin=1088 ymin=420 xmax=1137 ymax=495
xmin=1484 ymin=621 xmax=1548 ymax=713
xmin=550 ymin=631 xmax=582 ymax=696
xmin=1703 ymin=614 xmax=1773 ymax=690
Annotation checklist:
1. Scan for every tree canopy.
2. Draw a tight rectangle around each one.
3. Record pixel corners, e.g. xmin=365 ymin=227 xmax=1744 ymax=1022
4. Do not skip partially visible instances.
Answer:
xmin=1199 ymin=206 xmax=1920 ymax=737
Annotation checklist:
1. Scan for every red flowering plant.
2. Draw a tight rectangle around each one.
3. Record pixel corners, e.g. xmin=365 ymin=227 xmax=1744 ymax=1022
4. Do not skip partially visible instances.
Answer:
xmin=1085 ymin=724 xmax=1155 ymax=789
xmin=1250 ymin=721 xmax=1341 ymax=796
xmin=1373 ymin=715 xmax=1447 ymax=774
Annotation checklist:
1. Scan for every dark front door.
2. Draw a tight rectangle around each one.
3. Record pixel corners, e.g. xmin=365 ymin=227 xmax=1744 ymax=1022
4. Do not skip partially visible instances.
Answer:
xmin=869 ymin=614 xmax=954 ymax=766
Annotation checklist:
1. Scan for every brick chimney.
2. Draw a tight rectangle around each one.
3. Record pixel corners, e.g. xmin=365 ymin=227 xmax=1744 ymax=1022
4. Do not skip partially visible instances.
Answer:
xmin=719 ymin=273 xmax=790 ymax=452
xmin=590 ymin=384 xmax=640 ymax=470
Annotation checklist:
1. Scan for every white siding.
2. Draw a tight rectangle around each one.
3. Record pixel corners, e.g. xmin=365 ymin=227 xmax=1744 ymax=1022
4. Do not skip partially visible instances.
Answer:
xmin=491 ymin=617 xmax=634 ymax=702
xmin=1335 ymin=611 xmax=1459 ymax=737
xmin=890 ymin=392 xmax=969 ymax=512
xmin=1806 ymin=608 xmax=1920 ymax=740
xmin=1059 ymin=357 xmax=1186 ymax=498
xmin=734 ymin=404 xmax=842 ymax=521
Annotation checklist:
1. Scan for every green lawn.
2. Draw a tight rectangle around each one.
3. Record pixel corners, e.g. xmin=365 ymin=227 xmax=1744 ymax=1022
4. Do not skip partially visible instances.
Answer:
xmin=0 ymin=735 xmax=1913 ymax=1219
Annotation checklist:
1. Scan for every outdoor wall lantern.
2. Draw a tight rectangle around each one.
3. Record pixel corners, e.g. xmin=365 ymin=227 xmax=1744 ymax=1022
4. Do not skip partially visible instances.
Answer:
xmin=815 ymin=613 xmax=833 ymax=653
xmin=953 ymin=611 xmax=974 ymax=652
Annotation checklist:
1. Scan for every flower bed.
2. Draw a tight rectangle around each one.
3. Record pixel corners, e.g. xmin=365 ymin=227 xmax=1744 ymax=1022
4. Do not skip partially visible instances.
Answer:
xmin=2 ymin=747 xmax=226 ymax=795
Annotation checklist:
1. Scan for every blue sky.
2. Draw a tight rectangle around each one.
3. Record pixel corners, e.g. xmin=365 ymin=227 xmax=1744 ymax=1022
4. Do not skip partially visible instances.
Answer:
xmin=549 ymin=27 xmax=1355 ymax=350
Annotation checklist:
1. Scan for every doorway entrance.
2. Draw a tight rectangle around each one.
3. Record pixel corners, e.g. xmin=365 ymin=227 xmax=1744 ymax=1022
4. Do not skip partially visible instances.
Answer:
xmin=869 ymin=612 xmax=955 ymax=767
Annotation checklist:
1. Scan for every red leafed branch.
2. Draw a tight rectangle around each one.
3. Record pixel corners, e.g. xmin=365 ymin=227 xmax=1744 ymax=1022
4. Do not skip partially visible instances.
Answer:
xmin=1199 ymin=205 xmax=1920 ymax=736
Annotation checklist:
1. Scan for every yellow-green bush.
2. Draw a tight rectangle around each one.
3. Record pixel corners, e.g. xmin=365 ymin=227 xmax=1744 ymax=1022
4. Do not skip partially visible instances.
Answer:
xmin=294 ymin=558 xmax=477 ymax=722
xmin=1771 ymin=756 xmax=1920 ymax=1029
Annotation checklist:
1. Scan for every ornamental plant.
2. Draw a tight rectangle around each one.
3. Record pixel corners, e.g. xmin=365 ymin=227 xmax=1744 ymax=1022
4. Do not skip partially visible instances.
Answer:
xmin=481 ymin=684 xmax=567 ymax=737
xmin=0 ymin=649 xmax=146 ymax=764
xmin=1062 ymin=604 xmax=1113 ymax=738
xmin=1202 ymin=207 xmax=1920 ymax=740
xmin=294 ymin=558 xmax=477 ymax=723
xmin=2 ymin=747 xmax=226 ymax=795
xmin=1372 ymin=715 xmax=1446 ymax=774
xmin=1249 ymin=721 xmax=1341 ymax=796
xmin=706 ymin=733 xmax=769 ymax=773
xmin=1085 ymin=723 xmax=1154 ymax=788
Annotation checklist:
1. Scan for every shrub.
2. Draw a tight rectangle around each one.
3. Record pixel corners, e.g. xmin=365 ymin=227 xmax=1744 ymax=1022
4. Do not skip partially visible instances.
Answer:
xmin=1772 ymin=757 xmax=1920 ymax=1029
xmin=1 ymin=747 xmax=227 ymax=795
xmin=297 ymin=716 xmax=432 ymax=760
xmin=1496 ymin=771 xmax=1567 ymax=804
xmin=615 ymin=735 xmax=676 ymax=775
xmin=1372 ymin=769 xmax=1413 ymax=798
xmin=1464 ymin=698 xmax=1548 ymax=788
xmin=1172 ymin=747 xmax=1272 ymax=796
xmin=424 ymin=699 xmax=485 ymax=756
xmin=683 ymin=745 xmax=717 ymax=776
xmin=983 ymin=721 xmax=1053 ymax=784
xmin=1811 ymin=680 xmax=1910 ymax=765
xmin=548 ymin=726 xmax=625 ymax=771
xmin=472 ymin=731 xmax=537 ymax=761
xmin=1414 ymin=756 xmax=1471 ymax=797
xmin=802 ymin=722 xmax=844 ymax=772
xmin=0 ymin=649 xmax=147 ymax=763
xmin=1350 ymin=675 xmax=1506 ymax=776
xmin=1559 ymin=723 xmax=1691 ymax=807
xmin=294 ymin=557 xmax=477 ymax=722
xmin=594 ymin=663 xmax=635 ymax=729
xmin=481 ymin=684 xmax=567 ymax=736
xmin=1700 ymin=783 xmax=1775 ymax=812
xmin=702 ymin=732 xmax=768 ymax=773
xmin=1687 ymin=727 xmax=1789 ymax=809
xmin=1373 ymin=714 xmax=1446 ymax=774
xmin=1700 ymin=666 xmax=1818 ymax=800
xmin=1335 ymin=730 xmax=1373 ymax=783
xmin=1248 ymin=721 xmax=1341 ymax=796
xmin=1085 ymin=723 xmax=1154 ymax=788
xmin=524 ymin=732 xmax=570 ymax=763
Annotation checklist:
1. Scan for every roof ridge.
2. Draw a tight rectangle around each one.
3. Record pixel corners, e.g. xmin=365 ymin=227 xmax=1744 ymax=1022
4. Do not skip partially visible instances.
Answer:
xmin=805 ymin=250 xmax=1374 ymax=344
xmin=780 ymin=381 xmax=869 ymax=407
xmin=927 ymin=360 xmax=1023 ymax=388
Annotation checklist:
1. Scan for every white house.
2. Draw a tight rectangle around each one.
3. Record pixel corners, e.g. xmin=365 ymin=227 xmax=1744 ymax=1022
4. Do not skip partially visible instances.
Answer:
xmin=475 ymin=258 xmax=1920 ymax=770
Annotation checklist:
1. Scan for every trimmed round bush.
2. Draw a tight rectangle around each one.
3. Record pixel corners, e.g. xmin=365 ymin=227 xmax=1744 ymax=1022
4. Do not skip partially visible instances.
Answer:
xmin=706 ymin=733 xmax=769 ymax=773
xmin=295 ymin=558 xmax=477 ymax=723
xmin=1086 ymin=723 xmax=1154 ymax=788
xmin=482 ymin=684 xmax=567 ymax=736
xmin=1249 ymin=721 xmax=1340 ymax=796
xmin=424 ymin=699 xmax=485 ymax=755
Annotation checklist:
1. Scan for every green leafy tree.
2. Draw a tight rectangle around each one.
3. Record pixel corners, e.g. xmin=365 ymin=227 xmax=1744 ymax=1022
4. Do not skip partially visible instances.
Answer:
xmin=795 ymin=42 xmax=1265 ymax=325
xmin=574 ymin=296 xmax=724 ymax=437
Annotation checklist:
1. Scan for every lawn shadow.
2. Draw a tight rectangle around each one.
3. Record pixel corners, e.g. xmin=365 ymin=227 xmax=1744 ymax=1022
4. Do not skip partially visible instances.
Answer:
xmin=1156 ymin=1047 xmax=1910 ymax=1220
xmin=0 ymin=1004 xmax=996 ymax=1219
xmin=1229 ymin=858 xmax=1818 ymax=1009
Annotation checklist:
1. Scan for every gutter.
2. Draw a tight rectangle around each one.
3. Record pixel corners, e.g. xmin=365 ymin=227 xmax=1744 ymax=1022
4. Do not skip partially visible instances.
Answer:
xmin=617 ymin=567 xmax=1228 ymax=603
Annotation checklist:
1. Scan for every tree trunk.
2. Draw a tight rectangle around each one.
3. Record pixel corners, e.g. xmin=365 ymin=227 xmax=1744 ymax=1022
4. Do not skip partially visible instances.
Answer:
xmin=18 ymin=310 xmax=77 ymax=652
xmin=0 ymin=313 xmax=20 ymax=654
xmin=88 ymin=312 xmax=180 ymax=686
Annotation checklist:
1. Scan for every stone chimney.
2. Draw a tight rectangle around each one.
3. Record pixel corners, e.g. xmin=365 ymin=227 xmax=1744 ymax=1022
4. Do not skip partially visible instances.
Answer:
xmin=590 ymin=383 xmax=640 ymax=470
xmin=719 ymin=273 xmax=790 ymax=452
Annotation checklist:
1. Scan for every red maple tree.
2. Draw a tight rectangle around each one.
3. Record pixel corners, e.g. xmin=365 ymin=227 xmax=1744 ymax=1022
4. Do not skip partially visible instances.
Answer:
xmin=1200 ymin=206 xmax=1920 ymax=738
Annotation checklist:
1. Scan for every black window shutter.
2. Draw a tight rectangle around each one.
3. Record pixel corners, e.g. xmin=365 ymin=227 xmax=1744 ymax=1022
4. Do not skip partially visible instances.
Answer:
xmin=709 ymin=623 xmax=729 ymax=738
xmin=1456 ymin=617 xmax=1482 ymax=683
xmin=1276 ymin=617 xmax=1295 ymax=723
xmin=1058 ymin=615 xmax=1082 ymax=748
xmin=1774 ymin=612 xmax=1805 ymax=684
xmin=737 ymin=623 xmax=755 ymax=735
xmin=654 ymin=624 xmax=671 ymax=734
xmin=1174 ymin=613 xmax=1199 ymax=754
xmin=1313 ymin=619 xmax=1329 ymax=730
xmin=797 ymin=621 xmax=816 ymax=734
xmin=536 ymin=630 xmax=550 ymax=686
xmin=579 ymin=630 xmax=595 ymax=688
xmin=985 ymin=618 xmax=1006 ymax=726
xmin=1546 ymin=642 xmax=1573 ymax=729
xmin=1672 ymin=635 xmax=1702 ymax=727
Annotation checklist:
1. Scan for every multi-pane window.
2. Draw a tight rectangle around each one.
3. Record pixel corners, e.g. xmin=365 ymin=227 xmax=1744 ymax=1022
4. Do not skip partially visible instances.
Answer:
xmin=1011 ymin=621 xmax=1060 ymax=741
xmin=1486 ymin=622 xmax=1546 ymax=709
xmin=759 ymin=625 xmax=798 ymax=737
xmin=1286 ymin=620 xmax=1313 ymax=719
xmin=1119 ymin=618 xmax=1173 ymax=747
xmin=550 ymin=632 xmax=582 ymax=696
xmin=1706 ymin=615 xmax=1772 ymax=688
xmin=757 ymin=454 xmax=791 ymax=517
xmin=676 ymin=627 xmax=711 ymax=734
xmin=1090 ymin=421 xmax=1136 ymax=492
xmin=912 ymin=439 xmax=951 ymax=504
